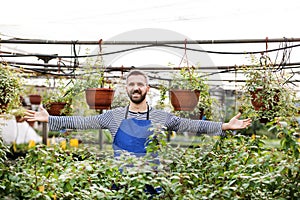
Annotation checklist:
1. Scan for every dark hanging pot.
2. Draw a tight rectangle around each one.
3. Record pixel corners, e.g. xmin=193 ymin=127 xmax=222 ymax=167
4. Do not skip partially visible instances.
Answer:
xmin=170 ymin=89 xmax=200 ymax=111
xmin=29 ymin=94 xmax=42 ymax=105
xmin=250 ymin=87 xmax=280 ymax=123
xmin=85 ymin=88 xmax=115 ymax=110
xmin=46 ymin=102 xmax=67 ymax=116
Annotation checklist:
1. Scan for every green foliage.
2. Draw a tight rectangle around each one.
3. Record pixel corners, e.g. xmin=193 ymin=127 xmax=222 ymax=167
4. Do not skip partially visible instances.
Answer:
xmin=41 ymin=79 xmax=75 ymax=115
xmin=0 ymin=138 xmax=9 ymax=167
xmin=161 ymin=66 xmax=216 ymax=120
xmin=11 ymin=107 xmax=27 ymax=118
xmin=239 ymin=55 xmax=297 ymax=123
xmin=0 ymin=64 xmax=23 ymax=113
xmin=70 ymin=51 xmax=113 ymax=96
xmin=171 ymin=67 xmax=208 ymax=91
xmin=1 ymin=131 xmax=299 ymax=199
xmin=269 ymin=120 xmax=300 ymax=159
xmin=42 ymin=79 xmax=73 ymax=104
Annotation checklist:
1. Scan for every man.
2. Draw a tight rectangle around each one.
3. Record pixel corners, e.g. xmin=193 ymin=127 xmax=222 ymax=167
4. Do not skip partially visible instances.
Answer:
xmin=25 ymin=70 xmax=251 ymax=156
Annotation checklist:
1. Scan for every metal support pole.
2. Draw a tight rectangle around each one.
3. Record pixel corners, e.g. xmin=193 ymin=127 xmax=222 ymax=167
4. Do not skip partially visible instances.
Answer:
xmin=167 ymin=131 xmax=171 ymax=142
xmin=42 ymin=122 xmax=48 ymax=145
xmin=99 ymin=128 xmax=103 ymax=150
xmin=98 ymin=110 xmax=103 ymax=150
xmin=1 ymin=37 xmax=300 ymax=45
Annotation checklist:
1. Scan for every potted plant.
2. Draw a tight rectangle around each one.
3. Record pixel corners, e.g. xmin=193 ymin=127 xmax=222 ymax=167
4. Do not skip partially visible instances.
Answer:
xmin=42 ymin=79 xmax=74 ymax=116
xmin=159 ymin=65 xmax=214 ymax=120
xmin=171 ymin=66 xmax=212 ymax=113
xmin=239 ymin=55 xmax=297 ymax=123
xmin=0 ymin=64 xmax=23 ymax=114
xmin=73 ymin=55 xmax=115 ymax=111
xmin=11 ymin=107 xmax=27 ymax=123
xmin=24 ymin=85 xmax=46 ymax=105
xmin=84 ymin=73 xmax=115 ymax=110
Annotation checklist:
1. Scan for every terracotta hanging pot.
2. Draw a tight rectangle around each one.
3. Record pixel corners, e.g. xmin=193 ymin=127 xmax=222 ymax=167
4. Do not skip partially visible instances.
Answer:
xmin=250 ymin=88 xmax=280 ymax=123
xmin=46 ymin=102 xmax=67 ymax=116
xmin=85 ymin=88 xmax=115 ymax=110
xmin=170 ymin=89 xmax=200 ymax=111
xmin=29 ymin=94 xmax=42 ymax=105
xmin=250 ymin=88 xmax=279 ymax=111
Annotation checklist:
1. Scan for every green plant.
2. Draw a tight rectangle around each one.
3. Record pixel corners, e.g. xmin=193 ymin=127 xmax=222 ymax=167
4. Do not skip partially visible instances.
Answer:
xmin=72 ymin=49 xmax=113 ymax=94
xmin=171 ymin=66 xmax=208 ymax=91
xmin=268 ymin=120 xmax=300 ymax=159
xmin=41 ymin=79 xmax=75 ymax=115
xmin=239 ymin=55 xmax=297 ymax=123
xmin=0 ymin=64 xmax=23 ymax=113
xmin=23 ymin=85 xmax=38 ymax=95
xmin=11 ymin=107 xmax=27 ymax=118
xmin=160 ymin=65 xmax=215 ymax=120
xmin=1 ymin=132 xmax=299 ymax=199
xmin=10 ymin=106 xmax=28 ymax=122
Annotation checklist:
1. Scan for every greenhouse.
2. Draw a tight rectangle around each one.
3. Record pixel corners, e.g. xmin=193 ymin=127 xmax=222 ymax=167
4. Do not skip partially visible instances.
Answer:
xmin=1 ymin=1 xmax=300 ymax=199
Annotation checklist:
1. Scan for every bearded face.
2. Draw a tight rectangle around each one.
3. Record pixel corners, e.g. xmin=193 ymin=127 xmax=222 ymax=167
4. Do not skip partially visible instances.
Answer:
xmin=127 ymin=87 xmax=147 ymax=104
xmin=126 ymin=75 xmax=149 ymax=105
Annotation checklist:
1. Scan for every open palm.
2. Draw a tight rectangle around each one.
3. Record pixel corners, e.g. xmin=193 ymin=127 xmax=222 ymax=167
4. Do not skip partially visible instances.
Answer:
xmin=24 ymin=105 xmax=49 ymax=123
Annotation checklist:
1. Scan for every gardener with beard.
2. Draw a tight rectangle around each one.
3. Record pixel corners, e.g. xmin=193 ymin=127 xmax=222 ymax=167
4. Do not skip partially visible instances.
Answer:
xmin=24 ymin=70 xmax=251 ymax=194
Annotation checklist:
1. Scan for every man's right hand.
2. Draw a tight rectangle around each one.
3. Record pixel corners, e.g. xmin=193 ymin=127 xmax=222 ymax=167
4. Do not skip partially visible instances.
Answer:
xmin=24 ymin=105 xmax=49 ymax=123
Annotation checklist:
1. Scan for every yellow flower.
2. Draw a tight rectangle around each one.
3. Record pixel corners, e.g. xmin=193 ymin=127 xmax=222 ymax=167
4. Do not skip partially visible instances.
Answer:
xmin=12 ymin=142 xmax=17 ymax=152
xmin=38 ymin=185 xmax=44 ymax=192
xmin=60 ymin=140 xmax=67 ymax=150
xmin=251 ymin=134 xmax=256 ymax=140
xmin=171 ymin=131 xmax=176 ymax=138
xmin=28 ymin=140 xmax=35 ymax=148
xmin=70 ymin=139 xmax=79 ymax=148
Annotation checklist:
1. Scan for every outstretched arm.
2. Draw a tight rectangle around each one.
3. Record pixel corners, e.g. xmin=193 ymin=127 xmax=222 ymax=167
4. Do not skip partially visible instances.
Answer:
xmin=24 ymin=105 xmax=49 ymax=123
xmin=222 ymin=113 xmax=251 ymax=130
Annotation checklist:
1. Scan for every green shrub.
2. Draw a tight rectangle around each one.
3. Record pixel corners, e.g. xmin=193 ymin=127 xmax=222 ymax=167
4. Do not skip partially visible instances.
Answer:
xmin=0 ymin=133 xmax=299 ymax=199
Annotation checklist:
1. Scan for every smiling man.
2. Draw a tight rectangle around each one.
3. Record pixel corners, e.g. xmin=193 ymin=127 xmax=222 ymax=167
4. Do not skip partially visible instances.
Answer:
xmin=25 ymin=70 xmax=251 ymax=156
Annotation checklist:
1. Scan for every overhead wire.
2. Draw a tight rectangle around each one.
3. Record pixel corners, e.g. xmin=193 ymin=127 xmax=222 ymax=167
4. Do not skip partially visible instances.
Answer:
xmin=1 ymin=37 xmax=300 ymax=85
xmin=0 ymin=43 xmax=300 ymax=58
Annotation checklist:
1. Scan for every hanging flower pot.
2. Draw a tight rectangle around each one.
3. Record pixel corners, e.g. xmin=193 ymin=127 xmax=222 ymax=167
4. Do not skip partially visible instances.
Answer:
xmin=29 ymin=94 xmax=42 ymax=105
xmin=170 ymin=89 xmax=200 ymax=111
xmin=250 ymin=88 xmax=280 ymax=111
xmin=250 ymin=87 xmax=280 ymax=123
xmin=46 ymin=102 xmax=68 ymax=116
xmin=85 ymin=88 xmax=115 ymax=110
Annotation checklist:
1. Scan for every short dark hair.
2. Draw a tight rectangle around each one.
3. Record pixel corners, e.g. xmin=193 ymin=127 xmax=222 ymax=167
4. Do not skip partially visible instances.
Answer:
xmin=126 ymin=70 xmax=149 ymax=85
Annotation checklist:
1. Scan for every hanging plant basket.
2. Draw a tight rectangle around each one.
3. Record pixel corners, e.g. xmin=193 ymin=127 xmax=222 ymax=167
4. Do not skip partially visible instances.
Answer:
xmin=29 ymin=94 xmax=42 ymax=105
xmin=85 ymin=88 xmax=115 ymax=110
xmin=46 ymin=102 xmax=67 ymax=116
xmin=250 ymin=88 xmax=279 ymax=110
xmin=250 ymin=87 xmax=280 ymax=123
xmin=170 ymin=89 xmax=200 ymax=111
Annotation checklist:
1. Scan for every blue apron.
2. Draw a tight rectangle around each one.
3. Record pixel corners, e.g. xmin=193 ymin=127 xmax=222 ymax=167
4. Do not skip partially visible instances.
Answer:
xmin=111 ymin=105 xmax=162 ymax=195
xmin=113 ymin=105 xmax=153 ymax=157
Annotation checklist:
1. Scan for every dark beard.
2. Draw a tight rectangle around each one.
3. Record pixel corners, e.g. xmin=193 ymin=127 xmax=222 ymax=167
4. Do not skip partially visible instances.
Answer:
xmin=128 ymin=91 xmax=147 ymax=104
